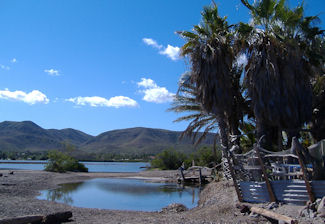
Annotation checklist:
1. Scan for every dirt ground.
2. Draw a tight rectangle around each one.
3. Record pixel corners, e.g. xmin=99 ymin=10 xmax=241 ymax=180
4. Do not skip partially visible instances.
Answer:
xmin=0 ymin=169 xmax=323 ymax=223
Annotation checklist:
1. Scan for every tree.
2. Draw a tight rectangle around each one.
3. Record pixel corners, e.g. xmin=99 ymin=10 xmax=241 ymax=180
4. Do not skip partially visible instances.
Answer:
xmin=239 ymin=0 xmax=324 ymax=149
xmin=45 ymin=150 xmax=88 ymax=173
xmin=169 ymin=72 xmax=219 ymax=157
xmin=178 ymin=4 xmax=248 ymax=186
xmin=178 ymin=5 xmax=244 ymax=151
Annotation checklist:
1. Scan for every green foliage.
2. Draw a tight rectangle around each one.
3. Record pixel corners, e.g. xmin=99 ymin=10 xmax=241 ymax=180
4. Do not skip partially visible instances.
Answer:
xmin=45 ymin=150 xmax=88 ymax=173
xmin=151 ymin=146 xmax=221 ymax=170
xmin=185 ymin=146 xmax=222 ymax=168
xmin=151 ymin=149 xmax=186 ymax=170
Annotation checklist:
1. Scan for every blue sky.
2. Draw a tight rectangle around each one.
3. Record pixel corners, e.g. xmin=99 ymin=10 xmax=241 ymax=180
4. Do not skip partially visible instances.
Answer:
xmin=0 ymin=0 xmax=324 ymax=136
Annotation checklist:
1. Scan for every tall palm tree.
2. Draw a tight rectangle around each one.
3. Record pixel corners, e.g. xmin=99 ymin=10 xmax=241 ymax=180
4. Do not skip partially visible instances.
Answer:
xmin=169 ymin=72 xmax=219 ymax=157
xmin=178 ymin=5 xmax=234 ymax=151
xmin=178 ymin=5 xmax=247 ymax=186
xmin=240 ymin=0 xmax=324 ymax=149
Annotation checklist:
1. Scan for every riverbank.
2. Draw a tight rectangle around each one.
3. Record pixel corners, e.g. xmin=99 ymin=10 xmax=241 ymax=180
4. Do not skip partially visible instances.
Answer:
xmin=0 ymin=170 xmax=321 ymax=223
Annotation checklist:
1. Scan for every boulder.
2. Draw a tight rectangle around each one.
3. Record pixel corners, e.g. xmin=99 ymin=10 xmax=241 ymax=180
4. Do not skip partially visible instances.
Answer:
xmin=161 ymin=203 xmax=188 ymax=213
xmin=317 ymin=197 xmax=325 ymax=217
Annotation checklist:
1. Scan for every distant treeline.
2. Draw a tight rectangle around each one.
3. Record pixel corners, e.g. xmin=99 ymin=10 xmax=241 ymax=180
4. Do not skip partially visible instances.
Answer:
xmin=151 ymin=146 xmax=221 ymax=170
xmin=0 ymin=150 xmax=153 ymax=162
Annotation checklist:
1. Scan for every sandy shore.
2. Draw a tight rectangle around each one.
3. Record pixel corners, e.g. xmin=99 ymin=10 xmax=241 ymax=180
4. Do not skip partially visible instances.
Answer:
xmin=0 ymin=169 xmax=321 ymax=223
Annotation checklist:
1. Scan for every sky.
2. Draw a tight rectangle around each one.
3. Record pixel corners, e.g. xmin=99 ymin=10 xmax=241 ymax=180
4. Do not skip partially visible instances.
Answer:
xmin=0 ymin=0 xmax=324 ymax=136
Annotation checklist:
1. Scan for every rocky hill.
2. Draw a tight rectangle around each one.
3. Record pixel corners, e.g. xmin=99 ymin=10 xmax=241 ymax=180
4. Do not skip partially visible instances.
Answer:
xmin=0 ymin=121 xmax=218 ymax=158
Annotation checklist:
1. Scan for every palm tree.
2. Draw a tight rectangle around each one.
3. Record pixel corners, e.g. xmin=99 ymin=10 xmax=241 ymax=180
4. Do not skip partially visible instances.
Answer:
xmin=240 ymin=0 xmax=324 ymax=149
xmin=178 ymin=5 xmax=247 ymax=187
xmin=178 ymin=5 xmax=235 ymax=151
xmin=169 ymin=72 xmax=219 ymax=158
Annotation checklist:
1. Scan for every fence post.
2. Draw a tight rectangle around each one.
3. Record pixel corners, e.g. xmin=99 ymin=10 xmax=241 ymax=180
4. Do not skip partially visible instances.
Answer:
xmin=255 ymin=144 xmax=277 ymax=202
xmin=292 ymin=137 xmax=315 ymax=203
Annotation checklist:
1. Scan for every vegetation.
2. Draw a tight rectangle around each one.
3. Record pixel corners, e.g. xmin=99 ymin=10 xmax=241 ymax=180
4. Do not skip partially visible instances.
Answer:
xmin=175 ymin=0 xmax=324 ymax=153
xmin=150 ymin=146 xmax=221 ymax=170
xmin=172 ymin=0 xmax=325 ymax=180
xmin=44 ymin=150 xmax=88 ymax=173
xmin=0 ymin=151 xmax=48 ymax=160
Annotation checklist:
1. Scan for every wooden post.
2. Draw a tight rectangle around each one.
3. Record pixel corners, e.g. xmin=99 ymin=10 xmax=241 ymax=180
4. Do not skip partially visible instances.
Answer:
xmin=239 ymin=204 xmax=298 ymax=224
xmin=255 ymin=145 xmax=277 ymax=202
xmin=292 ymin=137 xmax=315 ymax=203
xmin=180 ymin=168 xmax=185 ymax=182
xmin=222 ymin=146 xmax=243 ymax=202
xmin=199 ymin=168 xmax=203 ymax=184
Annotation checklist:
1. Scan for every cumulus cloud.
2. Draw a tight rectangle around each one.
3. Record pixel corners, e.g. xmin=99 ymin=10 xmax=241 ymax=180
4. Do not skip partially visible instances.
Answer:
xmin=0 ymin=64 xmax=10 ymax=70
xmin=142 ymin=38 xmax=163 ymax=49
xmin=11 ymin=58 xmax=17 ymax=63
xmin=44 ymin=69 xmax=60 ymax=76
xmin=137 ymin=78 xmax=174 ymax=103
xmin=0 ymin=89 xmax=49 ymax=105
xmin=142 ymin=38 xmax=180 ymax=61
xmin=159 ymin=45 xmax=180 ymax=61
xmin=66 ymin=96 xmax=138 ymax=108
xmin=137 ymin=78 xmax=158 ymax=89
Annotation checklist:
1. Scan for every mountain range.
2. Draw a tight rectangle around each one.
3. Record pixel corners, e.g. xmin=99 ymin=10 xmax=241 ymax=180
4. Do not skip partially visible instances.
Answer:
xmin=0 ymin=121 xmax=217 ymax=159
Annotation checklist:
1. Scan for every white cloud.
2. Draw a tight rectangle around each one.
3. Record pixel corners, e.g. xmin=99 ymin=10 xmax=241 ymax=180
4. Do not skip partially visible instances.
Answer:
xmin=143 ymin=38 xmax=180 ymax=61
xmin=235 ymin=53 xmax=248 ymax=67
xmin=137 ymin=78 xmax=158 ymax=89
xmin=137 ymin=78 xmax=174 ymax=103
xmin=11 ymin=58 xmax=17 ymax=63
xmin=0 ymin=89 xmax=49 ymax=105
xmin=159 ymin=45 xmax=180 ymax=61
xmin=66 ymin=96 xmax=138 ymax=108
xmin=0 ymin=64 xmax=10 ymax=70
xmin=142 ymin=38 xmax=163 ymax=49
xmin=44 ymin=69 xmax=60 ymax=76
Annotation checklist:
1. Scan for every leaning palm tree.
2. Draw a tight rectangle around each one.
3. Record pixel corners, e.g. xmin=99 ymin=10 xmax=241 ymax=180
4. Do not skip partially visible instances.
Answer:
xmin=240 ymin=0 xmax=324 ymax=149
xmin=169 ymin=72 xmax=219 ymax=158
xmin=178 ymin=5 xmax=234 ymax=151
xmin=178 ymin=5 xmax=245 ymax=184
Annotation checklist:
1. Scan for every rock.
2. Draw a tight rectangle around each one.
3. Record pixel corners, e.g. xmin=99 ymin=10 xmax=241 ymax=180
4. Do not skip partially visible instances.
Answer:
xmin=317 ymin=196 xmax=325 ymax=217
xmin=235 ymin=203 xmax=250 ymax=214
xmin=0 ymin=173 xmax=2 ymax=177
xmin=249 ymin=212 xmax=259 ymax=218
xmin=266 ymin=202 xmax=278 ymax=210
xmin=161 ymin=203 xmax=188 ymax=213
xmin=9 ymin=171 xmax=14 ymax=175
xmin=310 ymin=212 xmax=315 ymax=218
xmin=42 ymin=211 xmax=73 ymax=224
xmin=299 ymin=206 xmax=309 ymax=217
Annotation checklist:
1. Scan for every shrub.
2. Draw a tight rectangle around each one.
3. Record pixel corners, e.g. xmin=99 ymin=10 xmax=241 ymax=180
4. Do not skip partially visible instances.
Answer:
xmin=151 ymin=147 xmax=222 ymax=170
xmin=151 ymin=149 xmax=186 ymax=170
xmin=45 ymin=150 xmax=88 ymax=173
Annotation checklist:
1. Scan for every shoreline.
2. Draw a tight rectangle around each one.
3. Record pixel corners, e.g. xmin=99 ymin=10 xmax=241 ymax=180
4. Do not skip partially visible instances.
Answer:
xmin=0 ymin=169 xmax=320 ymax=223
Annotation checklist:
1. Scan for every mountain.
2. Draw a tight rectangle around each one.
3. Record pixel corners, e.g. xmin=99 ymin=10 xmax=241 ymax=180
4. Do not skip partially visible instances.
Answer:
xmin=0 ymin=121 xmax=218 ymax=158
xmin=0 ymin=121 xmax=93 ymax=152
xmin=80 ymin=127 xmax=216 ymax=155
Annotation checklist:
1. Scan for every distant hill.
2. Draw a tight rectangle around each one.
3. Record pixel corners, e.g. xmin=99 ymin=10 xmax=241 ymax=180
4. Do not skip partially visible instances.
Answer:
xmin=0 ymin=121 xmax=218 ymax=158
xmin=80 ymin=127 xmax=216 ymax=155
xmin=0 ymin=121 xmax=93 ymax=152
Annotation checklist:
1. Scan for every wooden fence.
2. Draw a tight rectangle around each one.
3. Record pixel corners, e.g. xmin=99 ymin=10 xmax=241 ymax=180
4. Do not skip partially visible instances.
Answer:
xmin=240 ymin=180 xmax=325 ymax=205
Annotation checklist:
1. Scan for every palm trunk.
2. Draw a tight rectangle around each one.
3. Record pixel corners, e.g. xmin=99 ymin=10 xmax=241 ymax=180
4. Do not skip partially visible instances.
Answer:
xmin=218 ymin=115 xmax=243 ymax=202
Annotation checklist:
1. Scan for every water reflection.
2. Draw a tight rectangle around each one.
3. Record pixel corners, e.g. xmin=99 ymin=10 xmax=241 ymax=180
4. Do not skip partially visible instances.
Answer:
xmin=38 ymin=178 xmax=202 ymax=211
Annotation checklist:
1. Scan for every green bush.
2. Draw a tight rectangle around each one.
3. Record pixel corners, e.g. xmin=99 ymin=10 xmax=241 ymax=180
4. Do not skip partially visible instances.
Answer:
xmin=151 ymin=149 xmax=186 ymax=170
xmin=45 ymin=150 xmax=88 ymax=173
xmin=151 ymin=147 xmax=221 ymax=170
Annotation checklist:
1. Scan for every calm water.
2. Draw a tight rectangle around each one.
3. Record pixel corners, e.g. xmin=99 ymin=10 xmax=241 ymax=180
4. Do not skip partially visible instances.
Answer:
xmin=0 ymin=160 xmax=148 ymax=173
xmin=37 ymin=178 xmax=201 ymax=211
